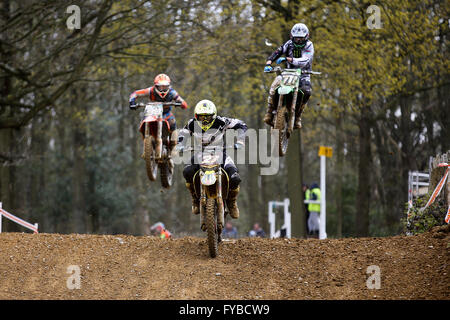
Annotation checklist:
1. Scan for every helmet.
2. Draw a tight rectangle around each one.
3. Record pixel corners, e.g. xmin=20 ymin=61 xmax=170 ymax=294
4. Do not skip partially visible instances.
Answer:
xmin=194 ymin=100 xmax=217 ymax=131
xmin=150 ymin=222 xmax=165 ymax=233
xmin=154 ymin=74 xmax=171 ymax=98
xmin=291 ymin=23 xmax=309 ymax=47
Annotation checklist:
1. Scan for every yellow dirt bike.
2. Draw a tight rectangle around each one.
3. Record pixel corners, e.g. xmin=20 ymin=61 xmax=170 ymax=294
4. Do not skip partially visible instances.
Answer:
xmin=134 ymin=101 xmax=181 ymax=188
xmin=180 ymin=145 xmax=234 ymax=258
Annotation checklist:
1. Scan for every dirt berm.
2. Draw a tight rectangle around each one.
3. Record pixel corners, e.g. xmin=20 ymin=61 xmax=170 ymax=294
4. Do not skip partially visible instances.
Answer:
xmin=0 ymin=226 xmax=449 ymax=300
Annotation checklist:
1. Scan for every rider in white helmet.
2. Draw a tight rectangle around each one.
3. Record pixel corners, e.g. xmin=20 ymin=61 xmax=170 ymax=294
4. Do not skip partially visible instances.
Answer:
xmin=264 ymin=23 xmax=314 ymax=129
xmin=177 ymin=100 xmax=247 ymax=229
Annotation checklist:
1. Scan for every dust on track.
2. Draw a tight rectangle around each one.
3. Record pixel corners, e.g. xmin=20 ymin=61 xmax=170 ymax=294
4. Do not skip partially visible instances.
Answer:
xmin=0 ymin=225 xmax=449 ymax=300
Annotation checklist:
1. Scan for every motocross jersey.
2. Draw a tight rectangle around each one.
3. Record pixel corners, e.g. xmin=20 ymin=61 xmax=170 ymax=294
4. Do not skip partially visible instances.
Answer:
xmin=129 ymin=86 xmax=187 ymax=113
xmin=267 ymin=39 xmax=314 ymax=80
xmin=179 ymin=116 xmax=247 ymax=149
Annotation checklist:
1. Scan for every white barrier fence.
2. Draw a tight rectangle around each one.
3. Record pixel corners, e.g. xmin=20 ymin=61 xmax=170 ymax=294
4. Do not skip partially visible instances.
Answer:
xmin=268 ymin=199 xmax=291 ymax=239
xmin=0 ymin=202 xmax=38 ymax=233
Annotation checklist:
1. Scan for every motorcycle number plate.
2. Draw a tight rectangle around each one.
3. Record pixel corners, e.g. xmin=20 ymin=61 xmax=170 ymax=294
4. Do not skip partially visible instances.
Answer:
xmin=282 ymin=74 xmax=298 ymax=86
xmin=144 ymin=104 xmax=163 ymax=117
xmin=201 ymin=172 xmax=217 ymax=186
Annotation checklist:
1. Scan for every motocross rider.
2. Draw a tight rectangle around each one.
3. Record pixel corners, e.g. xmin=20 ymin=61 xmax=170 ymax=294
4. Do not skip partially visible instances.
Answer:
xmin=177 ymin=100 xmax=247 ymax=225
xmin=263 ymin=23 xmax=314 ymax=129
xmin=129 ymin=73 xmax=188 ymax=154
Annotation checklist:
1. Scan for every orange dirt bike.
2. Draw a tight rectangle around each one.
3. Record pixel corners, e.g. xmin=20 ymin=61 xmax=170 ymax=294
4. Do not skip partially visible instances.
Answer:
xmin=266 ymin=66 xmax=321 ymax=156
xmin=134 ymin=101 xmax=181 ymax=188
xmin=177 ymin=145 xmax=235 ymax=258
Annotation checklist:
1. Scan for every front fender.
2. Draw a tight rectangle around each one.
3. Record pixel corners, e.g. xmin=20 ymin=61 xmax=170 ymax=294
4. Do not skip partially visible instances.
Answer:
xmin=277 ymin=85 xmax=293 ymax=95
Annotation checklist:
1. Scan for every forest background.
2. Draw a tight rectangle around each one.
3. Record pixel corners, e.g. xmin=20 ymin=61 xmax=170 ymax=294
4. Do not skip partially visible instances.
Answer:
xmin=0 ymin=0 xmax=448 ymax=238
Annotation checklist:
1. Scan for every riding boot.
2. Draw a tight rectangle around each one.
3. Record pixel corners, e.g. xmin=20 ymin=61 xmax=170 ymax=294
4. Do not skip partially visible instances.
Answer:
xmin=185 ymin=182 xmax=200 ymax=215
xmin=263 ymin=96 xmax=275 ymax=126
xmin=294 ymin=103 xmax=307 ymax=129
xmin=226 ymin=186 xmax=240 ymax=219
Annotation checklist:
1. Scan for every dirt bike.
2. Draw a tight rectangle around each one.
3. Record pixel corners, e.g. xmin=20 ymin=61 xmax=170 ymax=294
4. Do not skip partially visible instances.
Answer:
xmin=266 ymin=66 xmax=321 ymax=156
xmin=133 ymin=101 xmax=181 ymax=188
xmin=178 ymin=145 xmax=234 ymax=258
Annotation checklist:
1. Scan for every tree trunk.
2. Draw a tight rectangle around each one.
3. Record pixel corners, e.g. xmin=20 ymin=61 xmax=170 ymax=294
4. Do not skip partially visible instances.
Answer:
xmin=72 ymin=87 xmax=87 ymax=233
xmin=287 ymin=130 xmax=306 ymax=238
xmin=335 ymin=113 xmax=344 ymax=238
xmin=356 ymin=111 xmax=371 ymax=237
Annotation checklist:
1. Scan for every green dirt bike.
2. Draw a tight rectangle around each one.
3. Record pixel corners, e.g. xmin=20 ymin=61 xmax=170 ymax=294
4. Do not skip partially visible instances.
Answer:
xmin=266 ymin=66 xmax=320 ymax=156
xmin=133 ymin=102 xmax=181 ymax=188
xmin=178 ymin=145 xmax=234 ymax=258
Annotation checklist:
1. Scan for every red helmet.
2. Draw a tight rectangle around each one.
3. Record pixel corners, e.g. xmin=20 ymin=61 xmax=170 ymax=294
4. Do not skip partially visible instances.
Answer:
xmin=154 ymin=74 xmax=171 ymax=98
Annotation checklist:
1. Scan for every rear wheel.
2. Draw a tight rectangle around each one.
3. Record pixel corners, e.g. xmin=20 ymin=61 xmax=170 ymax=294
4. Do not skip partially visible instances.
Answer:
xmin=274 ymin=105 xmax=289 ymax=156
xmin=144 ymin=136 xmax=158 ymax=181
xmin=159 ymin=156 xmax=173 ymax=189
xmin=206 ymin=198 xmax=218 ymax=258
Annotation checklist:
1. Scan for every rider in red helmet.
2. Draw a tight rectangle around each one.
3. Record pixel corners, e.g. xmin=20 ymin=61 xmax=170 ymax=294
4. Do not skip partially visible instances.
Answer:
xmin=129 ymin=74 xmax=189 ymax=153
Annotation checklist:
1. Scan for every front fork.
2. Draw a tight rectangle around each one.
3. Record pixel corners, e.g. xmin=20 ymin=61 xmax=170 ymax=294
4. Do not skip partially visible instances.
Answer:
xmin=216 ymin=170 xmax=224 ymax=231
xmin=155 ymin=120 xmax=162 ymax=159
xmin=200 ymin=178 xmax=207 ymax=230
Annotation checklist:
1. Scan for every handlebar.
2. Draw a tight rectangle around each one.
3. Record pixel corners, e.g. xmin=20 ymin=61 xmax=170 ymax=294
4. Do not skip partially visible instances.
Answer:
xmin=135 ymin=102 xmax=182 ymax=108
xmin=178 ymin=145 xmax=236 ymax=152
xmin=265 ymin=66 xmax=321 ymax=75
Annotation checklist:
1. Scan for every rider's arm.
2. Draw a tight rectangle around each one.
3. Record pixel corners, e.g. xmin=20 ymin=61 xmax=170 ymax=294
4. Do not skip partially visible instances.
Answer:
xmin=225 ymin=118 xmax=248 ymax=144
xmin=177 ymin=119 xmax=194 ymax=146
xmin=169 ymin=89 xmax=189 ymax=109
xmin=266 ymin=41 xmax=289 ymax=64
xmin=129 ymin=88 xmax=150 ymax=104
xmin=290 ymin=41 xmax=314 ymax=68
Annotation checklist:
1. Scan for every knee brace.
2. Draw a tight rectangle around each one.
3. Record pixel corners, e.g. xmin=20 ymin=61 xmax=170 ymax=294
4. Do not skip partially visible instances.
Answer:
xmin=299 ymin=79 xmax=312 ymax=104
xmin=169 ymin=118 xmax=176 ymax=132
xmin=229 ymin=172 xmax=241 ymax=190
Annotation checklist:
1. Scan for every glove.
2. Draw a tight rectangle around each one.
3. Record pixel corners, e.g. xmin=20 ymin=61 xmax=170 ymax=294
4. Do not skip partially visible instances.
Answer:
xmin=276 ymin=57 xmax=286 ymax=64
xmin=129 ymin=98 xmax=136 ymax=110
xmin=181 ymin=101 xmax=188 ymax=109
xmin=234 ymin=142 xmax=244 ymax=150
xmin=264 ymin=65 xmax=273 ymax=73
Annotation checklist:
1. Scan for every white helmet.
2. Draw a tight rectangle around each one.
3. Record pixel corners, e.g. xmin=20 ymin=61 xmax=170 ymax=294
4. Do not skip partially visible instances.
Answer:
xmin=194 ymin=99 xmax=217 ymax=131
xmin=291 ymin=23 xmax=309 ymax=47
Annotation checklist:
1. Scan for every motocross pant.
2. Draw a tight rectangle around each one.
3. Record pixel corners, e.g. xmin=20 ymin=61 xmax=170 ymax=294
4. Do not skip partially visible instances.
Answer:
xmin=183 ymin=154 xmax=241 ymax=190
xmin=163 ymin=111 xmax=176 ymax=132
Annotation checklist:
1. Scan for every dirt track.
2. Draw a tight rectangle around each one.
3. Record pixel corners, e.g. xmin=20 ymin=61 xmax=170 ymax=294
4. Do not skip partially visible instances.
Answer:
xmin=0 ymin=226 xmax=449 ymax=300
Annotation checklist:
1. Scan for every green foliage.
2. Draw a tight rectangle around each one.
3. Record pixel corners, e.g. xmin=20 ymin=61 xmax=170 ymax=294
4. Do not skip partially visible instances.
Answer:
xmin=0 ymin=0 xmax=448 ymax=237
xmin=404 ymin=195 xmax=448 ymax=235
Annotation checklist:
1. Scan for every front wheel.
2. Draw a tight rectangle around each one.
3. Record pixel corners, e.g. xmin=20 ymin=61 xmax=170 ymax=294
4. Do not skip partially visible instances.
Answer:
xmin=144 ymin=136 xmax=158 ymax=181
xmin=206 ymin=198 xmax=218 ymax=258
xmin=274 ymin=106 xmax=289 ymax=156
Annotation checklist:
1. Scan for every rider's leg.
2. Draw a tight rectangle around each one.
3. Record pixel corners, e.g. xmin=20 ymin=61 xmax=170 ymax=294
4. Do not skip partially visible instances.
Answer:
xmin=223 ymin=157 xmax=241 ymax=219
xmin=183 ymin=159 xmax=200 ymax=215
xmin=294 ymin=79 xmax=311 ymax=129
xmin=165 ymin=113 xmax=178 ymax=155
xmin=264 ymin=76 xmax=282 ymax=126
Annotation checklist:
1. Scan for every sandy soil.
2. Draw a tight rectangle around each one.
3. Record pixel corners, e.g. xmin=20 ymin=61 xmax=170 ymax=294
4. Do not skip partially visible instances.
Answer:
xmin=0 ymin=225 xmax=448 ymax=300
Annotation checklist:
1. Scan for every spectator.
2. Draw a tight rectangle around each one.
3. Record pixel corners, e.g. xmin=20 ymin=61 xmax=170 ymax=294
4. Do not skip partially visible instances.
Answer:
xmin=307 ymin=183 xmax=321 ymax=237
xmin=150 ymin=222 xmax=172 ymax=239
xmin=303 ymin=183 xmax=310 ymax=234
xmin=222 ymin=222 xmax=238 ymax=239
xmin=248 ymin=223 xmax=266 ymax=238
